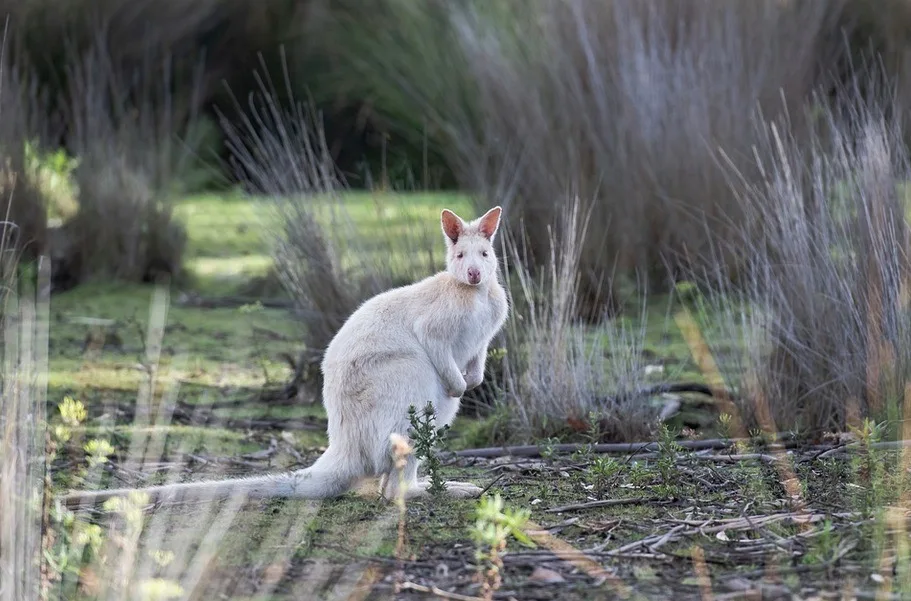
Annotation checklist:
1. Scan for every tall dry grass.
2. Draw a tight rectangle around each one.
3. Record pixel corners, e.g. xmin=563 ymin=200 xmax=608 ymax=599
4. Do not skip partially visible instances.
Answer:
xmin=0 ymin=206 xmax=49 ymax=600
xmin=0 ymin=20 xmax=51 ymax=264
xmin=691 ymin=67 xmax=911 ymax=437
xmin=494 ymin=197 xmax=668 ymax=443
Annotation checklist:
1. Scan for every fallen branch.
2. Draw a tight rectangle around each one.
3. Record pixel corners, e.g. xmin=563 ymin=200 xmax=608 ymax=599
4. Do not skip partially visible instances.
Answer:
xmin=218 ymin=418 xmax=323 ymax=431
xmin=649 ymin=524 xmax=686 ymax=552
xmin=454 ymin=437 xmax=911 ymax=459
xmin=396 ymin=581 xmax=484 ymax=601
xmin=589 ymin=511 xmax=862 ymax=555
xmin=453 ymin=437 xmax=796 ymax=458
xmin=691 ymin=453 xmax=784 ymax=463
xmin=546 ymin=497 xmax=662 ymax=513
xmin=477 ymin=473 xmax=507 ymax=497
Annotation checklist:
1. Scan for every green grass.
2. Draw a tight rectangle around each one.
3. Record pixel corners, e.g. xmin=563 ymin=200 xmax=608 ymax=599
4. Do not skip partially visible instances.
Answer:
xmin=175 ymin=191 xmax=474 ymax=296
xmin=49 ymin=283 xmax=297 ymax=394
xmin=174 ymin=192 xmax=273 ymax=296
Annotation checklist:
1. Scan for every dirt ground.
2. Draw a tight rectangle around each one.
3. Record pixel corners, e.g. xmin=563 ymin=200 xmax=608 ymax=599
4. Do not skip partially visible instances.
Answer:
xmin=58 ymin=433 xmax=911 ymax=601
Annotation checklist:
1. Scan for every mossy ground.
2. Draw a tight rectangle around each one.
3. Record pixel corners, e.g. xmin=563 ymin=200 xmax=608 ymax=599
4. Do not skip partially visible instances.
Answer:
xmin=46 ymin=193 xmax=911 ymax=601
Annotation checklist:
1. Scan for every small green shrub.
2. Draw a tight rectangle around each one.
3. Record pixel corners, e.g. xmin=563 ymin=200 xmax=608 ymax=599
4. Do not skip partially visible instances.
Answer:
xmin=656 ymin=424 xmax=684 ymax=486
xmin=57 ymin=35 xmax=202 ymax=287
xmin=849 ymin=418 xmax=889 ymax=517
xmin=408 ymin=402 xmax=450 ymax=496
xmin=588 ymin=456 xmax=623 ymax=494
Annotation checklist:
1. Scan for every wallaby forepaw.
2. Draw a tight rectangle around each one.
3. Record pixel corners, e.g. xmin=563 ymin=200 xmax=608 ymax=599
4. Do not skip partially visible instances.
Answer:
xmin=445 ymin=374 xmax=468 ymax=398
xmin=462 ymin=369 xmax=483 ymax=391
xmin=446 ymin=385 xmax=466 ymax=398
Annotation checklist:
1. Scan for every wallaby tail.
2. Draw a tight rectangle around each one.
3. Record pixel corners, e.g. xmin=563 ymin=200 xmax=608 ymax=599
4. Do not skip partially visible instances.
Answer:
xmin=59 ymin=446 xmax=359 ymax=508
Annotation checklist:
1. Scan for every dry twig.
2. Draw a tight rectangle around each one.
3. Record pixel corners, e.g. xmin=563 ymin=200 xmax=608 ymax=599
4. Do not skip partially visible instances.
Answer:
xmin=396 ymin=581 xmax=485 ymax=601
xmin=546 ymin=497 xmax=663 ymax=514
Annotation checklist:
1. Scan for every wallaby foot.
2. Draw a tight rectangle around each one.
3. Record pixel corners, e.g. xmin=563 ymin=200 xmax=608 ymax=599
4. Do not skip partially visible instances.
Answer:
xmin=380 ymin=452 xmax=483 ymax=501
xmin=415 ymin=476 xmax=483 ymax=499
xmin=380 ymin=477 xmax=429 ymax=501
xmin=442 ymin=481 xmax=483 ymax=499
xmin=380 ymin=454 xmax=429 ymax=501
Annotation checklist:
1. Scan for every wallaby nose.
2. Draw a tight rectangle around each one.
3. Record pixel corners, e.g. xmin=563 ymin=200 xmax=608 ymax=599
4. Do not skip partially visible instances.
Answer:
xmin=467 ymin=267 xmax=481 ymax=284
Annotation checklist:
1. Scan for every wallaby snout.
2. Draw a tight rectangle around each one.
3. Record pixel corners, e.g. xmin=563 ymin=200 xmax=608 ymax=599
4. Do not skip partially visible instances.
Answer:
xmin=467 ymin=267 xmax=481 ymax=285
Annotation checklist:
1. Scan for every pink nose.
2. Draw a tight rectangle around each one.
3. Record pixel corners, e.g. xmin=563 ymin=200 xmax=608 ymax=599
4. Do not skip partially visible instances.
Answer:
xmin=467 ymin=268 xmax=481 ymax=283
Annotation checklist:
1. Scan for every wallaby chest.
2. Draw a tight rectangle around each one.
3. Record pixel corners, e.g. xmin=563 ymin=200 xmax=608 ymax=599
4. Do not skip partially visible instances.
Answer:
xmin=449 ymin=282 xmax=507 ymax=362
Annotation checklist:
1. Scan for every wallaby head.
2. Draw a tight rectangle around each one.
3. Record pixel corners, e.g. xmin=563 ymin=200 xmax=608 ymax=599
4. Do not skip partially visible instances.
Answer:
xmin=440 ymin=206 xmax=502 ymax=287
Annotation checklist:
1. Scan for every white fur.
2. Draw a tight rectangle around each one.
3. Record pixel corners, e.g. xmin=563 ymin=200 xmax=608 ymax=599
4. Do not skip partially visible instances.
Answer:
xmin=60 ymin=206 xmax=509 ymax=506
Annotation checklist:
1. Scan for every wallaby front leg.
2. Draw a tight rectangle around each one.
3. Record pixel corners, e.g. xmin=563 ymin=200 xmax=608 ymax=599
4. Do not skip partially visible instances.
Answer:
xmin=463 ymin=345 xmax=488 ymax=391
xmin=415 ymin=319 xmax=467 ymax=398
xmin=426 ymin=345 xmax=466 ymax=398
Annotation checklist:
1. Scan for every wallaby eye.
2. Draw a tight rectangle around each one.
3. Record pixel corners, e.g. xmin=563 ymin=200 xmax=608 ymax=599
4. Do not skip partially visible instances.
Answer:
xmin=482 ymin=251 xmax=489 ymax=257
xmin=456 ymin=252 xmax=464 ymax=259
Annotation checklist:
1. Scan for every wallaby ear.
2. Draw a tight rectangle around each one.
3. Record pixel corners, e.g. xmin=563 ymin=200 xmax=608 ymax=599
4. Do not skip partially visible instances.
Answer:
xmin=441 ymin=209 xmax=464 ymax=244
xmin=477 ymin=206 xmax=502 ymax=240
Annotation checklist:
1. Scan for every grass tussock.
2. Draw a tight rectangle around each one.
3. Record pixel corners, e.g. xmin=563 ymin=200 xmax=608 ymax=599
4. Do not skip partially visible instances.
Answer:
xmin=55 ymin=36 xmax=208 ymax=286
xmin=691 ymin=69 xmax=911 ymax=438
xmin=0 ymin=48 xmax=50 ymax=594
xmin=496 ymin=198 xmax=664 ymax=443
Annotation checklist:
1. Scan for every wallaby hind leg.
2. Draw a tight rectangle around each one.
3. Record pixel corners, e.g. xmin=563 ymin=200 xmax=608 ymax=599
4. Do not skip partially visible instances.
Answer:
xmin=381 ymin=454 xmax=427 ymax=500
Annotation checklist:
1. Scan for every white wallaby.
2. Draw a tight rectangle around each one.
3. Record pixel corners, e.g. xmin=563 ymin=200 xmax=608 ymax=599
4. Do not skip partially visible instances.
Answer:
xmin=61 ymin=206 xmax=509 ymax=506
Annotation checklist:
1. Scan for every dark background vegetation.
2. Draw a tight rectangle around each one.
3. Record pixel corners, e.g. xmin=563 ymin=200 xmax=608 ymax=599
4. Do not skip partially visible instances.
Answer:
xmin=1 ymin=0 xmax=460 ymax=192
xmin=2 ymin=0 xmax=909 ymax=275
xmin=0 ymin=1 xmax=900 ymax=190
